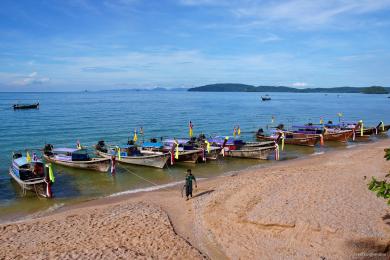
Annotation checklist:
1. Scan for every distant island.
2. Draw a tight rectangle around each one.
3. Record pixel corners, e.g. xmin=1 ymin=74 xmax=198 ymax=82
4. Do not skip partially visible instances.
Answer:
xmin=101 ymin=87 xmax=188 ymax=92
xmin=188 ymin=83 xmax=389 ymax=94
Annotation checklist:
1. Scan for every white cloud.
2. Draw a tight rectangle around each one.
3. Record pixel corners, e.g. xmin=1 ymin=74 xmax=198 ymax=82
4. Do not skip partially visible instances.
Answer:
xmin=292 ymin=82 xmax=308 ymax=87
xmin=11 ymin=72 xmax=50 ymax=86
xmin=28 ymin=71 xmax=37 ymax=77
xmin=232 ymin=0 xmax=390 ymax=29
xmin=179 ymin=0 xmax=229 ymax=6
xmin=258 ymin=34 xmax=281 ymax=43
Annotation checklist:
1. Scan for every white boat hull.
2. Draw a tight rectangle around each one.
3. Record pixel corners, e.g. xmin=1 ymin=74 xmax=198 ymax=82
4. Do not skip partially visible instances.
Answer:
xmin=96 ymin=150 xmax=169 ymax=169
xmin=43 ymin=155 xmax=110 ymax=172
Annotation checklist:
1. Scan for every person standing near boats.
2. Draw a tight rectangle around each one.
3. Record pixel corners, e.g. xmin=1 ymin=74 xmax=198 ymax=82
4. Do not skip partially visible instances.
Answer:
xmin=183 ymin=169 xmax=197 ymax=200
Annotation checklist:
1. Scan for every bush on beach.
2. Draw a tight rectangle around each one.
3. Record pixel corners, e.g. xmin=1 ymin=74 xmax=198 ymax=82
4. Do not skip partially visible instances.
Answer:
xmin=368 ymin=149 xmax=390 ymax=205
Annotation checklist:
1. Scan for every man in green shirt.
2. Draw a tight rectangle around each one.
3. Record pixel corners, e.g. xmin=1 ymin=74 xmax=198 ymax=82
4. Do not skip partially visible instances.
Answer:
xmin=184 ymin=169 xmax=197 ymax=200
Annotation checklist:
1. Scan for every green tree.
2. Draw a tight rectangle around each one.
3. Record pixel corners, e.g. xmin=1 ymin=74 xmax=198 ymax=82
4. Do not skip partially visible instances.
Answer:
xmin=368 ymin=149 xmax=390 ymax=204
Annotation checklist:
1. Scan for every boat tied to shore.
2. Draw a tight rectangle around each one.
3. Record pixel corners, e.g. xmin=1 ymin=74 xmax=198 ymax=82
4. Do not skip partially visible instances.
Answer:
xmin=9 ymin=151 xmax=55 ymax=198
xmin=292 ymin=125 xmax=353 ymax=143
xmin=208 ymin=136 xmax=276 ymax=160
xmin=43 ymin=144 xmax=111 ymax=172
xmin=159 ymin=139 xmax=206 ymax=164
xmin=256 ymin=128 xmax=321 ymax=147
xmin=95 ymin=140 xmax=170 ymax=169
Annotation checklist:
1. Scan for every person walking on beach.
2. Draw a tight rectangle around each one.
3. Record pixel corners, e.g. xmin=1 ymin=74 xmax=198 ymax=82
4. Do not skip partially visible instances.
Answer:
xmin=183 ymin=169 xmax=197 ymax=200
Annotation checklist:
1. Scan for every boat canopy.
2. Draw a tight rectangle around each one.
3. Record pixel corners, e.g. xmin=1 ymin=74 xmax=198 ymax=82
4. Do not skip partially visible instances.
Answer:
xmin=293 ymin=125 xmax=323 ymax=129
xmin=52 ymin=148 xmax=81 ymax=153
xmin=208 ymin=136 xmax=246 ymax=145
xmin=142 ymin=142 xmax=164 ymax=148
xmin=13 ymin=157 xmax=41 ymax=166
xmin=163 ymin=139 xmax=189 ymax=145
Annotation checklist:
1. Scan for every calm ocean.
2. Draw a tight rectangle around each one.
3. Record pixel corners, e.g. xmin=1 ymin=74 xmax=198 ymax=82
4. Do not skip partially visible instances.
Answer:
xmin=0 ymin=91 xmax=389 ymax=220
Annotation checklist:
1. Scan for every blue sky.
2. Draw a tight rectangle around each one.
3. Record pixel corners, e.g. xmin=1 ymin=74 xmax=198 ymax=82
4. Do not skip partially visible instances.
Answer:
xmin=1 ymin=0 xmax=390 ymax=91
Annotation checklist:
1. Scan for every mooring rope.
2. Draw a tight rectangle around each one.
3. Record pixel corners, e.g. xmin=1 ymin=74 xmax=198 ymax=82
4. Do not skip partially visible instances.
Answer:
xmin=117 ymin=165 xmax=175 ymax=192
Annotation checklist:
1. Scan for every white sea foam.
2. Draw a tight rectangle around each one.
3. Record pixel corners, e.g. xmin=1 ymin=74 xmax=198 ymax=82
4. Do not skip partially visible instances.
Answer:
xmin=109 ymin=181 xmax=184 ymax=197
xmin=46 ymin=203 xmax=65 ymax=212
xmin=108 ymin=178 xmax=207 ymax=197
xmin=311 ymin=151 xmax=325 ymax=156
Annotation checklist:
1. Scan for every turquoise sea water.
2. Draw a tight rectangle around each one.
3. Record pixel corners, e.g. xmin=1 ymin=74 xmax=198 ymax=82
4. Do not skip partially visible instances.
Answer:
xmin=0 ymin=91 xmax=389 ymax=220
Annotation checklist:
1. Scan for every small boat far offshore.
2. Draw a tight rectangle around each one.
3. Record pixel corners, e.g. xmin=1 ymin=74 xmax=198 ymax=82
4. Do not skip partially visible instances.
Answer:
xmin=261 ymin=95 xmax=271 ymax=101
xmin=13 ymin=102 xmax=39 ymax=110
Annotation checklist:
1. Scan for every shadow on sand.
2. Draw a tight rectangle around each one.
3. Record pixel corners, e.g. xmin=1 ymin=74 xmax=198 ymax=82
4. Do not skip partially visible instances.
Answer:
xmin=192 ymin=189 xmax=214 ymax=199
xmin=346 ymin=237 xmax=389 ymax=259
xmin=382 ymin=213 xmax=390 ymax=226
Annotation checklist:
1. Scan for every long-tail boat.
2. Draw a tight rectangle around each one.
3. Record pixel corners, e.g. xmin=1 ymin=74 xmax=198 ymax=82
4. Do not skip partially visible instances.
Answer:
xmin=261 ymin=95 xmax=271 ymax=101
xmin=208 ymin=136 xmax=276 ymax=159
xmin=184 ymin=135 xmax=223 ymax=160
xmin=324 ymin=121 xmax=376 ymax=140
xmin=95 ymin=140 xmax=169 ymax=169
xmin=160 ymin=139 xmax=206 ymax=163
xmin=292 ymin=125 xmax=353 ymax=143
xmin=13 ymin=102 xmax=39 ymax=110
xmin=43 ymin=144 xmax=110 ymax=172
xmin=256 ymin=129 xmax=320 ymax=147
xmin=9 ymin=151 xmax=54 ymax=198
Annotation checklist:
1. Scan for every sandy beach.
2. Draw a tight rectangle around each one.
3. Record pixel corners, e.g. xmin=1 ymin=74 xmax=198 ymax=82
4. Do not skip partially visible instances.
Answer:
xmin=1 ymin=140 xmax=390 ymax=259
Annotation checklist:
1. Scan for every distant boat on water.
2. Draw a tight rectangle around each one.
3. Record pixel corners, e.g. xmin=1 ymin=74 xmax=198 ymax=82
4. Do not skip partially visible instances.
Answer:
xmin=261 ymin=95 xmax=271 ymax=101
xmin=13 ymin=102 xmax=39 ymax=110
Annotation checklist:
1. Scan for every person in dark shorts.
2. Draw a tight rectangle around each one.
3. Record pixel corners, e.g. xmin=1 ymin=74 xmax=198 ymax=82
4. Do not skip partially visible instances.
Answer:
xmin=184 ymin=169 xmax=197 ymax=200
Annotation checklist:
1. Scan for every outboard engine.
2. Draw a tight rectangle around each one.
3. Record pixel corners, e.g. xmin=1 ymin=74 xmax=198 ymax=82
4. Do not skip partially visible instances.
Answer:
xmin=43 ymin=144 xmax=54 ymax=156
xmin=127 ymin=140 xmax=135 ymax=145
xmin=96 ymin=140 xmax=107 ymax=153
xmin=12 ymin=152 xmax=23 ymax=160
xmin=257 ymin=128 xmax=264 ymax=135
xmin=328 ymin=120 xmax=333 ymax=124
xmin=276 ymin=124 xmax=284 ymax=130
xmin=197 ymin=133 xmax=206 ymax=141
xmin=150 ymin=138 xmax=158 ymax=143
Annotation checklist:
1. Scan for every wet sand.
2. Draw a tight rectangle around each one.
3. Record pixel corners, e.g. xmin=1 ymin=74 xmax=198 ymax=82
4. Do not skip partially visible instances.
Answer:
xmin=1 ymin=140 xmax=390 ymax=259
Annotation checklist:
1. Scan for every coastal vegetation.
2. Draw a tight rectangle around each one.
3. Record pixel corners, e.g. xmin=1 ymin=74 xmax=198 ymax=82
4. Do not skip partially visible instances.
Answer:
xmin=188 ymin=83 xmax=390 ymax=94
xmin=360 ymin=86 xmax=389 ymax=94
xmin=368 ymin=149 xmax=390 ymax=205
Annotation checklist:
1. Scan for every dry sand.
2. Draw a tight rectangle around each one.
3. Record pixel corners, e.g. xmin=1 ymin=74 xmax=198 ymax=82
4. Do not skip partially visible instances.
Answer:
xmin=1 ymin=140 xmax=390 ymax=259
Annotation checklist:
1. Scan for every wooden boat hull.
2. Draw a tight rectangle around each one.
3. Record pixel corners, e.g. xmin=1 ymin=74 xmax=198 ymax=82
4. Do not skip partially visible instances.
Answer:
xmin=353 ymin=134 xmax=371 ymax=141
xmin=323 ymin=130 xmax=353 ymax=142
xmin=8 ymin=168 xmax=50 ymax=197
xmin=96 ymin=150 xmax=169 ymax=169
xmin=224 ymin=146 xmax=275 ymax=159
xmin=361 ymin=127 xmax=376 ymax=135
xmin=43 ymin=155 xmax=110 ymax=172
xmin=242 ymin=141 xmax=276 ymax=148
xmin=205 ymin=147 xmax=222 ymax=160
xmin=174 ymin=150 xmax=204 ymax=163
xmin=378 ymin=125 xmax=390 ymax=133
xmin=256 ymin=135 xmax=318 ymax=147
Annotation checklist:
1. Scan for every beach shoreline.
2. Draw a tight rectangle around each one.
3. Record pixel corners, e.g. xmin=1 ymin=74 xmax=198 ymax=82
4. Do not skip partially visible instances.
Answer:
xmin=1 ymin=139 xmax=390 ymax=259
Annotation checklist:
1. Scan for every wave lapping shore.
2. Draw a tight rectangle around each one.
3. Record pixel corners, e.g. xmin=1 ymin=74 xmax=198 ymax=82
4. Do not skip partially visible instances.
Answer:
xmin=1 ymin=140 xmax=390 ymax=259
